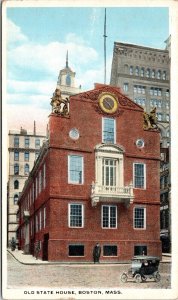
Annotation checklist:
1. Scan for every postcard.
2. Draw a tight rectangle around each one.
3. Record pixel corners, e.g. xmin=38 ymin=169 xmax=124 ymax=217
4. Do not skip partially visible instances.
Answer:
xmin=2 ymin=0 xmax=178 ymax=299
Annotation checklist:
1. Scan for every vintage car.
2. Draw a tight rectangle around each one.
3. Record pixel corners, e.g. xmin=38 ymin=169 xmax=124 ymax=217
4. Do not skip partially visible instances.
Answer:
xmin=120 ymin=256 xmax=161 ymax=283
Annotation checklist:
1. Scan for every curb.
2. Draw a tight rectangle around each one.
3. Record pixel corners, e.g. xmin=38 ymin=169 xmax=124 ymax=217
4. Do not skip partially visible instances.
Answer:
xmin=7 ymin=250 xmax=171 ymax=266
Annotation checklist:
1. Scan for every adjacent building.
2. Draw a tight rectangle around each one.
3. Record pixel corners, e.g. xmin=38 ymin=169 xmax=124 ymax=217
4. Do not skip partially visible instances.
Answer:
xmin=18 ymin=83 xmax=161 ymax=262
xmin=7 ymin=123 xmax=46 ymax=245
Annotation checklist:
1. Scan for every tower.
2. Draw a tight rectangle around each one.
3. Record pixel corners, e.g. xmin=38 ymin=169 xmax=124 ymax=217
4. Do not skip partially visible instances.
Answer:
xmin=56 ymin=51 xmax=82 ymax=98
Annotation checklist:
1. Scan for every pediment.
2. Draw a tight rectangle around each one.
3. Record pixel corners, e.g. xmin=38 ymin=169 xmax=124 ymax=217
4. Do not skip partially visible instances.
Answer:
xmin=95 ymin=143 xmax=125 ymax=154
xmin=75 ymin=84 xmax=143 ymax=111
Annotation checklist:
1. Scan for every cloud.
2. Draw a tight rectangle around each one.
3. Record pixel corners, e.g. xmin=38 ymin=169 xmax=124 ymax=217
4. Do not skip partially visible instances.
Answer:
xmin=7 ymin=19 xmax=28 ymax=45
xmin=6 ymin=104 xmax=50 ymax=134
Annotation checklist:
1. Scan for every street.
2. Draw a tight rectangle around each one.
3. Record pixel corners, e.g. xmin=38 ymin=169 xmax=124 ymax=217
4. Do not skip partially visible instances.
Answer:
xmin=7 ymin=252 xmax=171 ymax=289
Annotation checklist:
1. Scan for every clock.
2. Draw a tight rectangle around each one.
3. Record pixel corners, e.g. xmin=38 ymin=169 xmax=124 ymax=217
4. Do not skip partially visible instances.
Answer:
xmin=98 ymin=93 xmax=118 ymax=114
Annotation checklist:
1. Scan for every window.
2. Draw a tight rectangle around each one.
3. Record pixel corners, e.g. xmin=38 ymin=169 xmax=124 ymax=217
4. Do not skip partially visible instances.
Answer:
xmin=35 ymin=151 xmax=40 ymax=160
xmin=66 ymin=74 xmax=71 ymax=86
xmin=151 ymin=70 xmax=155 ymax=78
xmin=134 ymin=245 xmax=147 ymax=255
xmin=14 ymin=137 xmax=19 ymax=147
xmin=103 ymin=245 xmax=117 ymax=256
xmin=133 ymin=163 xmax=145 ymax=189
xmin=157 ymin=113 xmax=162 ymax=121
xmin=102 ymin=205 xmax=117 ymax=228
xmin=14 ymin=164 xmax=19 ymax=175
xmin=14 ymin=151 xmax=19 ymax=161
xmin=68 ymin=155 xmax=83 ymax=184
xmin=166 ymin=101 xmax=169 ymax=109
xmin=163 ymin=71 xmax=166 ymax=80
xmin=102 ymin=118 xmax=115 ymax=144
xmin=14 ymin=194 xmax=19 ymax=205
xmin=123 ymin=83 xmax=128 ymax=92
xmin=24 ymin=164 xmax=29 ymax=175
xmin=133 ymin=85 xmax=145 ymax=94
xmin=102 ymin=159 xmax=116 ymax=186
xmin=35 ymin=139 xmax=40 ymax=148
xmin=25 ymin=137 xmax=30 ymax=148
xmin=14 ymin=180 xmax=19 ymax=189
xmin=24 ymin=152 xmax=29 ymax=161
xmin=166 ymin=114 xmax=169 ymax=122
xmin=39 ymin=210 xmax=42 ymax=231
xmin=135 ymin=66 xmax=139 ymax=76
xmin=141 ymin=68 xmax=144 ymax=77
xmin=134 ymin=207 xmax=146 ymax=229
xmin=43 ymin=164 xmax=46 ymax=188
xmin=69 ymin=204 xmax=83 ymax=227
xmin=43 ymin=207 xmax=46 ymax=228
xmin=146 ymin=68 xmax=150 ymax=77
xmin=69 ymin=245 xmax=84 ymax=256
xmin=35 ymin=215 xmax=38 ymax=232
xmin=129 ymin=66 xmax=133 ymax=75
xmin=157 ymin=70 xmax=161 ymax=79
xmin=166 ymin=89 xmax=170 ymax=97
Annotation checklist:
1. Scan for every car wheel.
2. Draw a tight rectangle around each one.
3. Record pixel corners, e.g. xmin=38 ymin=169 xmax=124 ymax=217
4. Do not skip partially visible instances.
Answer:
xmin=120 ymin=273 xmax=128 ymax=283
xmin=134 ymin=273 xmax=142 ymax=283
xmin=154 ymin=272 xmax=161 ymax=282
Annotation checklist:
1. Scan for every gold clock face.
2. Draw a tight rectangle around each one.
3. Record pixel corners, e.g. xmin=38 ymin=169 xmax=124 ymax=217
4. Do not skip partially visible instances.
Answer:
xmin=99 ymin=93 xmax=118 ymax=114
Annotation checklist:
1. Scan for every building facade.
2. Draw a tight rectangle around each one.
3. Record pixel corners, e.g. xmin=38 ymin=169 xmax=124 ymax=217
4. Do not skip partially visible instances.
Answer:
xmin=7 ymin=124 xmax=46 ymax=245
xmin=110 ymin=42 xmax=170 ymax=148
xmin=18 ymin=83 xmax=161 ymax=262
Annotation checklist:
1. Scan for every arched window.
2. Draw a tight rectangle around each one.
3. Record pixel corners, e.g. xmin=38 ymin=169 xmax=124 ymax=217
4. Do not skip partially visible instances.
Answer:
xmin=66 ymin=74 xmax=71 ymax=86
xmin=157 ymin=70 xmax=161 ymax=79
xmin=135 ymin=66 xmax=139 ymax=76
xmin=146 ymin=68 xmax=150 ymax=78
xmin=14 ymin=194 xmax=19 ymax=205
xmin=24 ymin=164 xmax=30 ymax=175
xmin=129 ymin=66 xmax=133 ymax=75
xmin=14 ymin=180 xmax=19 ymax=189
xmin=124 ymin=64 xmax=128 ymax=73
xmin=163 ymin=71 xmax=166 ymax=80
xmin=14 ymin=164 xmax=19 ymax=175
xmin=152 ymin=70 xmax=155 ymax=78
xmin=141 ymin=68 xmax=144 ymax=77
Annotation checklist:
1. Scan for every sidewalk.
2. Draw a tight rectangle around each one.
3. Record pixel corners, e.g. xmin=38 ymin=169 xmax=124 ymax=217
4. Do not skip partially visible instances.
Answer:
xmin=7 ymin=248 xmax=171 ymax=265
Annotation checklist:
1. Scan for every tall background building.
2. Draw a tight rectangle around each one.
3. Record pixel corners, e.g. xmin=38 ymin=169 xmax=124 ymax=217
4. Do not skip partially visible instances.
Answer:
xmin=110 ymin=42 xmax=170 ymax=148
xmin=7 ymin=123 xmax=46 ymax=245
xmin=110 ymin=41 xmax=171 ymax=252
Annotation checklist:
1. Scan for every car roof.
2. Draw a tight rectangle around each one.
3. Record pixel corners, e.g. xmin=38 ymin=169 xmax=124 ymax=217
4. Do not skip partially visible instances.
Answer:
xmin=132 ymin=256 xmax=160 ymax=261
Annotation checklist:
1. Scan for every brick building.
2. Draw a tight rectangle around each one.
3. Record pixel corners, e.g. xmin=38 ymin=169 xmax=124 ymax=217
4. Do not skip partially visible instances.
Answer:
xmin=18 ymin=83 xmax=161 ymax=262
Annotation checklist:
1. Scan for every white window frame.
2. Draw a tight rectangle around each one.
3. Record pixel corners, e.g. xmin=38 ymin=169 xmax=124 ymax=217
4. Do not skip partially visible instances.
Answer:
xmin=68 ymin=203 xmax=84 ymax=228
xmin=133 ymin=206 xmax=146 ymax=230
xmin=95 ymin=144 xmax=124 ymax=188
xmin=101 ymin=205 xmax=117 ymax=229
xmin=102 ymin=117 xmax=116 ymax=144
xmin=133 ymin=163 xmax=146 ymax=189
xmin=44 ymin=207 xmax=46 ymax=228
xmin=68 ymin=155 xmax=84 ymax=184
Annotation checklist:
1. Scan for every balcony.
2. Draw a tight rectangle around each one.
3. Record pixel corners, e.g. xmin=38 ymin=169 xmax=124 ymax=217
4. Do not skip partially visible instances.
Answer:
xmin=91 ymin=182 xmax=134 ymax=207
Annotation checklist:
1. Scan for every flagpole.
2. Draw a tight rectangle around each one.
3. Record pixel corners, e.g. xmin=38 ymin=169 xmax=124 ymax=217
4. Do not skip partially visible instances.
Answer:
xmin=103 ymin=8 xmax=107 ymax=84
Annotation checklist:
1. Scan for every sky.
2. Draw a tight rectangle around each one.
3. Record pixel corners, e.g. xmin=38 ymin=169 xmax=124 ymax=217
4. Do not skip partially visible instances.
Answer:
xmin=4 ymin=4 xmax=169 ymax=134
